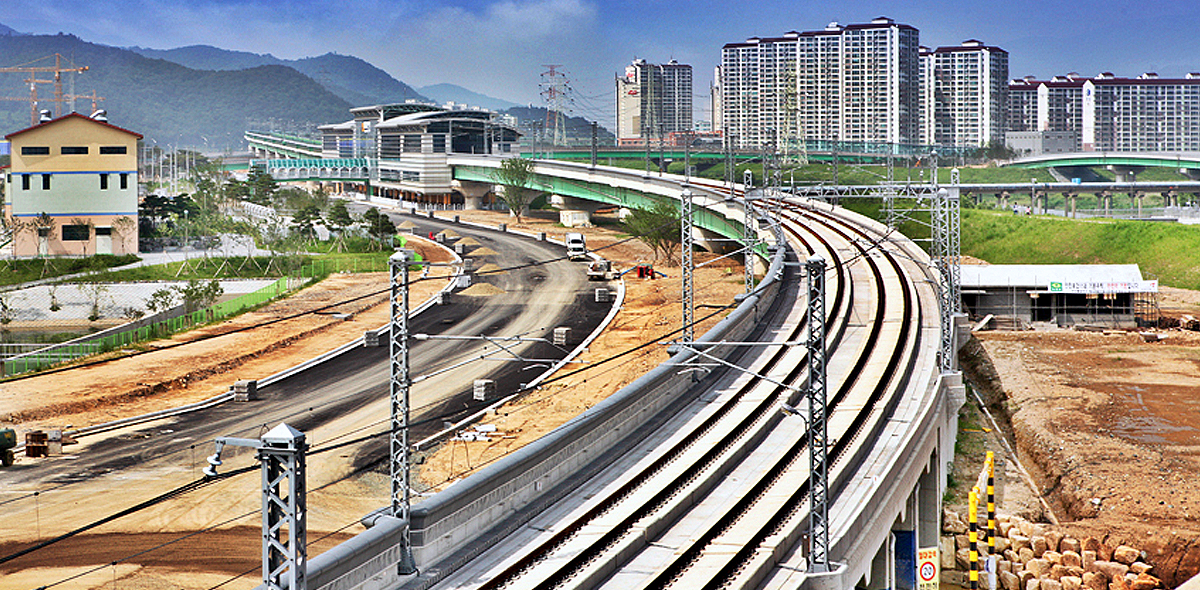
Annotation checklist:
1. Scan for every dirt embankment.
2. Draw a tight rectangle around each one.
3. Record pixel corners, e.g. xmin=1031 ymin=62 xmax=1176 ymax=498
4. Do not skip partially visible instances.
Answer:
xmin=961 ymin=329 xmax=1200 ymax=588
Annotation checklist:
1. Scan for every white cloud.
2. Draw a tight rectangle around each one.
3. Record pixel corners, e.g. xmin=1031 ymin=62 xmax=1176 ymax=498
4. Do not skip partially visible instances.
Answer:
xmin=367 ymin=0 xmax=603 ymax=104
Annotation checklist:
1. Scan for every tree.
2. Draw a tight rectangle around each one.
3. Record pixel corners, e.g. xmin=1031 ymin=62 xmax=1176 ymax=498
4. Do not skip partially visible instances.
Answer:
xmin=492 ymin=157 xmax=538 ymax=223
xmin=145 ymin=288 xmax=178 ymax=315
xmin=246 ymin=168 xmax=279 ymax=206
xmin=623 ymin=201 xmax=682 ymax=265
xmin=290 ymin=204 xmax=323 ymax=241
xmin=360 ymin=208 xmax=396 ymax=250
xmin=176 ymin=279 xmax=223 ymax=314
xmin=325 ymin=201 xmax=355 ymax=252
xmin=112 ymin=216 xmax=137 ymax=254
xmin=69 ymin=217 xmax=95 ymax=256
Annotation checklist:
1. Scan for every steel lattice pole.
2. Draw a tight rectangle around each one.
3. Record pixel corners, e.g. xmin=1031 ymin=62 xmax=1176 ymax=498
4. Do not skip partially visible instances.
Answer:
xmin=389 ymin=250 xmax=417 ymax=574
xmin=681 ymin=188 xmax=694 ymax=344
xmin=949 ymin=187 xmax=962 ymax=315
xmin=933 ymin=189 xmax=961 ymax=373
xmin=260 ymin=425 xmax=308 ymax=590
xmin=807 ymin=255 xmax=830 ymax=573
xmin=744 ymin=197 xmax=757 ymax=295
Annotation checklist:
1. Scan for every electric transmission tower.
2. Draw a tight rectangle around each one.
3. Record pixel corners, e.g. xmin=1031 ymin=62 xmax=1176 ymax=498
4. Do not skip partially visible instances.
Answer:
xmin=540 ymin=65 xmax=570 ymax=147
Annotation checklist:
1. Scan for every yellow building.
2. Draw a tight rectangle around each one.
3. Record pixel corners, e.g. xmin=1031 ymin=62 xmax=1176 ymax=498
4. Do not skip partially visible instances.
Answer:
xmin=4 ymin=113 xmax=142 ymax=257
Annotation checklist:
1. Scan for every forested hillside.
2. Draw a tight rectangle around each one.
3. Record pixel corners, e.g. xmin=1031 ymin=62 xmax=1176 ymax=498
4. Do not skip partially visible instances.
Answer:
xmin=0 ymin=33 xmax=351 ymax=147
xmin=132 ymin=45 xmax=427 ymax=107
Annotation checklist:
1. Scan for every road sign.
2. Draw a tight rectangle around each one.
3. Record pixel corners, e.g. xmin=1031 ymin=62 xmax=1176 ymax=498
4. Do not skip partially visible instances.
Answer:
xmin=918 ymin=546 xmax=939 ymax=590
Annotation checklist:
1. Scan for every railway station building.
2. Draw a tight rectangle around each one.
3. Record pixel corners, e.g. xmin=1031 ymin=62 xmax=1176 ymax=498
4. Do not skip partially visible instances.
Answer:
xmin=306 ymin=103 xmax=520 ymax=207
xmin=961 ymin=264 xmax=1158 ymax=330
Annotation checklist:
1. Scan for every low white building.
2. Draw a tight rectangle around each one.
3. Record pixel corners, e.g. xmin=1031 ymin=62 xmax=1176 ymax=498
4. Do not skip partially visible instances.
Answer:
xmin=961 ymin=264 xmax=1158 ymax=329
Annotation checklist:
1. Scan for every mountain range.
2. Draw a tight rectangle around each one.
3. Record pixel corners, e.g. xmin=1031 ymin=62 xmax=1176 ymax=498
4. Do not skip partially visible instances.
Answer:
xmin=0 ymin=25 xmax=611 ymax=150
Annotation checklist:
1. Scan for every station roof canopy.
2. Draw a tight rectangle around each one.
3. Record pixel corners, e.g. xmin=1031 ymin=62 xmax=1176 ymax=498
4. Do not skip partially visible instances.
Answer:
xmin=961 ymin=264 xmax=1146 ymax=289
xmin=350 ymin=103 xmax=443 ymax=120
xmin=378 ymin=108 xmax=499 ymax=129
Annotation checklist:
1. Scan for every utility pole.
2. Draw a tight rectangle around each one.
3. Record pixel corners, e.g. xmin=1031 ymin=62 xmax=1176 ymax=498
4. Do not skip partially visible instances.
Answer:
xmin=204 ymin=423 xmax=309 ymax=590
xmin=590 ymin=121 xmax=598 ymax=168
xmin=744 ymin=196 xmax=757 ymax=295
xmin=681 ymin=187 xmax=694 ymax=344
xmin=806 ymin=255 xmax=830 ymax=573
xmin=932 ymin=188 xmax=961 ymax=373
xmin=390 ymin=250 xmax=417 ymax=574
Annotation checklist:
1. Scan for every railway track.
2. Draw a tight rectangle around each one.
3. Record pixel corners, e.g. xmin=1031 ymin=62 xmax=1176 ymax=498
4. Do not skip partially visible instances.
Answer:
xmin=427 ymin=196 xmax=940 ymax=590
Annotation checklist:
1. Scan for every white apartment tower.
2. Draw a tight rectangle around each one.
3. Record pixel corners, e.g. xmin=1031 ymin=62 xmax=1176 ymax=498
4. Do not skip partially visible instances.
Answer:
xmin=796 ymin=18 xmax=922 ymax=146
xmin=720 ymin=32 xmax=800 ymax=149
xmin=927 ymin=40 xmax=1009 ymax=147
xmin=615 ymin=59 xmax=693 ymax=145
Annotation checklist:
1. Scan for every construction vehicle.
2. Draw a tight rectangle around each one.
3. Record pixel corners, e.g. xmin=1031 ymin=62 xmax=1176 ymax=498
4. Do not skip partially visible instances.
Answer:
xmin=0 ymin=428 xmax=16 ymax=467
xmin=587 ymin=259 xmax=615 ymax=281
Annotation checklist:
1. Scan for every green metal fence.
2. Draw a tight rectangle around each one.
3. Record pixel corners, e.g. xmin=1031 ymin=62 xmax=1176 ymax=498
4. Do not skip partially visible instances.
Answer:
xmin=3 ymin=277 xmax=293 ymax=377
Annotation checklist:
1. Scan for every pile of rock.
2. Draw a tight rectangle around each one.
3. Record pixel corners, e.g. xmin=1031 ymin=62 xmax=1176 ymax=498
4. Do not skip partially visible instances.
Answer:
xmin=942 ymin=509 xmax=1163 ymax=590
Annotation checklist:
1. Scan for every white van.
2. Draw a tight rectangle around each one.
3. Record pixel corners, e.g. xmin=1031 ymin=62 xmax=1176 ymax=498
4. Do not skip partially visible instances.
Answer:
xmin=565 ymin=232 xmax=587 ymax=260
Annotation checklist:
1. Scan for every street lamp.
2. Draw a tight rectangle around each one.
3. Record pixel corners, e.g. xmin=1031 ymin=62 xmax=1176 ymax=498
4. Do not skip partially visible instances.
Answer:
xmin=1031 ymin=178 xmax=1037 ymax=214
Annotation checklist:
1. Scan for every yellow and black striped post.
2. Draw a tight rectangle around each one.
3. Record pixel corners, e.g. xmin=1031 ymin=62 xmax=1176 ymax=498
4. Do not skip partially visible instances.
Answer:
xmin=987 ymin=451 xmax=997 ymax=558
xmin=969 ymin=487 xmax=980 ymax=590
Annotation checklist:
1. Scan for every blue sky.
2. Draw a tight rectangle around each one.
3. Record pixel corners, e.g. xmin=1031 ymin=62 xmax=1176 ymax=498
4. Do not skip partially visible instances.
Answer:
xmin=4 ymin=0 xmax=1200 ymax=124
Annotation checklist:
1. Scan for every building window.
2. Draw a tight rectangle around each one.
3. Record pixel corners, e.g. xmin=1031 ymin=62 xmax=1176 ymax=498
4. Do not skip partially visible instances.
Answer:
xmin=99 ymin=146 xmax=127 ymax=155
xmin=42 ymin=174 xmax=51 ymax=190
xmin=21 ymin=175 xmax=30 ymax=191
xmin=96 ymin=227 xmax=112 ymax=237
xmin=21 ymin=146 xmax=50 ymax=156
xmin=62 ymin=224 xmax=91 ymax=241
xmin=61 ymin=146 xmax=89 ymax=155
xmin=120 ymin=173 xmax=128 ymax=190
xmin=100 ymin=174 xmax=109 ymax=190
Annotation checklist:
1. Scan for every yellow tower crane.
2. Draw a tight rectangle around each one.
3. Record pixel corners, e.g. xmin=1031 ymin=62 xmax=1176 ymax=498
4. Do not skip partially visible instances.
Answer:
xmin=0 ymin=53 xmax=89 ymax=125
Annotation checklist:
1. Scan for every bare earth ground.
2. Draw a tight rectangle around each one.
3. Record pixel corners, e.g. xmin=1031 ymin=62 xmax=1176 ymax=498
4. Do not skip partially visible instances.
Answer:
xmin=968 ymin=285 xmax=1200 ymax=588
xmin=416 ymin=209 xmax=748 ymax=491
xmin=0 ymin=209 xmax=748 ymax=590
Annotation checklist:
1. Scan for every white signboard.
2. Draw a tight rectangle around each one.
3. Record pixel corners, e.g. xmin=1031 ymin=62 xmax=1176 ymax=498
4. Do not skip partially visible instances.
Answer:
xmin=918 ymin=546 xmax=939 ymax=590
xmin=1048 ymin=280 xmax=1158 ymax=294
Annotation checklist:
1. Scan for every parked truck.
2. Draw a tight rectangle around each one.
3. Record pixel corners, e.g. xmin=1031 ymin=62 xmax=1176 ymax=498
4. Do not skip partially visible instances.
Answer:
xmin=565 ymin=232 xmax=587 ymax=260
xmin=587 ymin=259 xmax=615 ymax=281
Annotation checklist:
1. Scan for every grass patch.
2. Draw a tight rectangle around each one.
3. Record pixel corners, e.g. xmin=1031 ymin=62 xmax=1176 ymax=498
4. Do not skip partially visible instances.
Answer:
xmin=0 ymin=255 xmax=139 ymax=287
xmin=962 ymin=209 xmax=1200 ymax=289
xmin=78 ymin=252 xmax=395 ymax=283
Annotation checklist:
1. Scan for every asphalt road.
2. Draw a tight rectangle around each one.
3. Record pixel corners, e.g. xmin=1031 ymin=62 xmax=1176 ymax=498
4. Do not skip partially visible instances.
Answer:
xmin=0 ymin=210 xmax=610 ymax=550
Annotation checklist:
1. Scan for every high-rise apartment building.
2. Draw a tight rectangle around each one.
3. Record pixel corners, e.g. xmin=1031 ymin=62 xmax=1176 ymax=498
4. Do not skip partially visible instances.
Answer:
xmin=615 ymin=59 xmax=693 ymax=145
xmin=827 ymin=18 xmax=921 ymax=145
xmin=925 ymin=40 xmax=1009 ymax=148
xmin=722 ymin=17 xmax=921 ymax=150
xmin=719 ymin=32 xmax=799 ymax=149
xmin=1008 ymin=72 xmax=1200 ymax=151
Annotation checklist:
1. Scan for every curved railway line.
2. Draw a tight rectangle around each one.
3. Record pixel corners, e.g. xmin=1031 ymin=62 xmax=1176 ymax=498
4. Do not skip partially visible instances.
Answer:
xmin=428 ymin=196 xmax=941 ymax=590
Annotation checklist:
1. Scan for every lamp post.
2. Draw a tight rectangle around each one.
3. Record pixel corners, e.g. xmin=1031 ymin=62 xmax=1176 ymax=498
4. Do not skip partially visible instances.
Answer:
xmin=1031 ymin=178 xmax=1037 ymax=215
